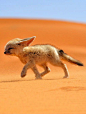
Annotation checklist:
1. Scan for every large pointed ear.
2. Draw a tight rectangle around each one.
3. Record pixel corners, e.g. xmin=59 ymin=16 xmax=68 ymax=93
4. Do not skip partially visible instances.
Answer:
xmin=17 ymin=36 xmax=36 ymax=46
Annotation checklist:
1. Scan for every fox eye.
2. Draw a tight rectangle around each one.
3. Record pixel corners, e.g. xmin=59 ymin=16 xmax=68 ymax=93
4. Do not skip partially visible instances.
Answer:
xmin=8 ymin=48 xmax=14 ymax=50
xmin=17 ymin=43 xmax=21 ymax=45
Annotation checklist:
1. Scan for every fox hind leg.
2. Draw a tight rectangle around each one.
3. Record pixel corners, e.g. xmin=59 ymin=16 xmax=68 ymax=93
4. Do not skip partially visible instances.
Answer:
xmin=48 ymin=50 xmax=69 ymax=78
xmin=55 ymin=62 xmax=69 ymax=78
xmin=60 ymin=62 xmax=69 ymax=78
xmin=49 ymin=59 xmax=69 ymax=78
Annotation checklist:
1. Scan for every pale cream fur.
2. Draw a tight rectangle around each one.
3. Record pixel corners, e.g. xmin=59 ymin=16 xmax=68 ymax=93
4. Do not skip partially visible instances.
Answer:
xmin=4 ymin=36 xmax=83 ymax=79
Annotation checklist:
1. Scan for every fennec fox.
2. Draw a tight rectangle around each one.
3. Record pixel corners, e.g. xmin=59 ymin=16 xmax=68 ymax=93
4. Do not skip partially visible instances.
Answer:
xmin=4 ymin=36 xmax=83 ymax=79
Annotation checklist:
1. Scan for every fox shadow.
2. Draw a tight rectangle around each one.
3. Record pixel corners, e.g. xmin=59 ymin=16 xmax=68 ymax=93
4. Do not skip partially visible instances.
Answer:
xmin=0 ymin=78 xmax=86 ymax=92
xmin=0 ymin=77 xmax=63 ymax=83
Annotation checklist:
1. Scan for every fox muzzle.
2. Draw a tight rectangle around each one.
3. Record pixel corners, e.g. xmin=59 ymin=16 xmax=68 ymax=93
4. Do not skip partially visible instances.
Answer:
xmin=4 ymin=51 xmax=6 ymax=54
xmin=4 ymin=51 xmax=11 ymax=55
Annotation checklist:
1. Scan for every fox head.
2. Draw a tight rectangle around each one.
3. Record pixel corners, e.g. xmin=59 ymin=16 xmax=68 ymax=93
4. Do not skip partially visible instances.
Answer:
xmin=4 ymin=36 xmax=36 ymax=56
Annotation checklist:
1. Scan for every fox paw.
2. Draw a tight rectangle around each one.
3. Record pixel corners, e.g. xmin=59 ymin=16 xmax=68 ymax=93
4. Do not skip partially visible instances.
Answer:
xmin=35 ymin=76 xmax=42 ymax=80
xmin=21 ymin=71 xmax=26 ymax=78
xmin=63 ymin=76 xmax=69 ymax=78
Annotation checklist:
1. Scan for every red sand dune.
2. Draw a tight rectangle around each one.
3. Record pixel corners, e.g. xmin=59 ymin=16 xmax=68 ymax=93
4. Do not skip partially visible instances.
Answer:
xmin=0 ymin=19 xmax=86 ymax=114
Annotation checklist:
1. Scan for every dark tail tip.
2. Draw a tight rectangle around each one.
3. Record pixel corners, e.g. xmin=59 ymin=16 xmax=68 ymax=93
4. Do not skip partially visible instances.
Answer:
xmin=77 ymin=62 xmax=84 ymax=66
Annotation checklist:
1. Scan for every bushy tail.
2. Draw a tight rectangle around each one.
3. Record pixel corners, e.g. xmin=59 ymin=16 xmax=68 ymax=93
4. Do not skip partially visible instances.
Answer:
xmin=59 ymin=50 xmax=84 ymax=66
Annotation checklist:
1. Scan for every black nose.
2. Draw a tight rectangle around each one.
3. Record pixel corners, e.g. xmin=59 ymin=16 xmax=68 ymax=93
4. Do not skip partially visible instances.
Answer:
xmin=4 ymin=51 xmax=6 ymax=54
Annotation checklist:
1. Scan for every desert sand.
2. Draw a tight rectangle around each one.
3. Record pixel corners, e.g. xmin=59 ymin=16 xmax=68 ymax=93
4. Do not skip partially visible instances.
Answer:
xmin=0 ymin=19 xmax=86 ymax=114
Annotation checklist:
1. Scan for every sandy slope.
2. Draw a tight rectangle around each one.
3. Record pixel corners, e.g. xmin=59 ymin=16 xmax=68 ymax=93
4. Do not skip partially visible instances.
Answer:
xmin=0 ymin=19 xmax=86 ymax=114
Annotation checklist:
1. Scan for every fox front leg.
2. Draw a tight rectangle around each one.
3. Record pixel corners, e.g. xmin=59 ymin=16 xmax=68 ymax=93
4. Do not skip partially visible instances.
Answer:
xmin=40 ymin=64 xmax=51 ymax=77
xmin=21 ymin=60 xmax=42 ymax=79
xmin=21 ymin=60 xmax=35 ymax=78
xmin=31 ymin=67 xmax=42 ymax=79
